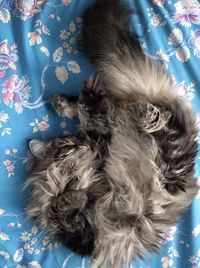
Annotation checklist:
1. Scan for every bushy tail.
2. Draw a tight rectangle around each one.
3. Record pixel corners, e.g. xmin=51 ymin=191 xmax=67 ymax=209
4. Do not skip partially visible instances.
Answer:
xmin=82 ymin=0 xmax=142 ymax=62
xmin=82 ymin=0 xmax=174 ymax=101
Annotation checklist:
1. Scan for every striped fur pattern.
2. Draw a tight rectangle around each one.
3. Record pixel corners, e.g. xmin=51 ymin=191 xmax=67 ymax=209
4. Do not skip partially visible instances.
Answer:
xmin=25 ymin=0 xmax=198 ymax=267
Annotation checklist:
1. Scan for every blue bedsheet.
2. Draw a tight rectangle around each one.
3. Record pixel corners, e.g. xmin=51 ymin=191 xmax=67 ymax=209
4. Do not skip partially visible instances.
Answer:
xmin=0 ymin=0 xmax=200 ymax=267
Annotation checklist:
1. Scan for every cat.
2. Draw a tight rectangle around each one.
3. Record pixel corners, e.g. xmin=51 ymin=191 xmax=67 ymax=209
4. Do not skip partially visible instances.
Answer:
xmin=24 ymin=0 xmax=198 ymax=267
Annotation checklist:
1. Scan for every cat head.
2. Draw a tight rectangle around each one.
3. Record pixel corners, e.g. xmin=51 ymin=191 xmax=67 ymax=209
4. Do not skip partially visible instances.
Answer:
xmin=28 ymin=136 xmax=90 ymax=170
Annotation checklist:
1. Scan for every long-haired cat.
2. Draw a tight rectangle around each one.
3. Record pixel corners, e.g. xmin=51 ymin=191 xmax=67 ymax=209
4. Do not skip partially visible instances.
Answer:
xmin=24 ymin=0 xmax=198 ymax=267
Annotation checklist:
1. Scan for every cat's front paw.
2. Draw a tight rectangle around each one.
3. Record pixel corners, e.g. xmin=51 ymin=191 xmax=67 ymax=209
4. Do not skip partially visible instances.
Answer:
xmin=50 ymin=95 xmax=62 ymax=115
xmin=50 ymin=94 xmax=78 ymax=118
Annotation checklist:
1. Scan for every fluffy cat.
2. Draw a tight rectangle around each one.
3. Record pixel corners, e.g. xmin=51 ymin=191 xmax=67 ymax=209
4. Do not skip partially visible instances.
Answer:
xmin=25 ymin=0 xmax=198 ymax=267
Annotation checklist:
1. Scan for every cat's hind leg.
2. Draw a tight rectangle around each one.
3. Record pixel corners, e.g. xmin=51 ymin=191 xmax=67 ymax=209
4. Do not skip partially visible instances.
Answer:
xmin=137 ymin=101 xmax=198 ymax=195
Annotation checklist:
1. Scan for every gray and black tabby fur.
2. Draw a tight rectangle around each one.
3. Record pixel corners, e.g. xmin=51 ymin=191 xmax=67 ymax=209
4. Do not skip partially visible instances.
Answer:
xmin=25 ymin=0 xmax=198 ymax=267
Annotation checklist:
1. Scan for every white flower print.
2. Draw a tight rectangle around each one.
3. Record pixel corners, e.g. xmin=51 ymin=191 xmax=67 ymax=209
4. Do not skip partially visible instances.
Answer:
xmin=20 ymin=231 xmax=32 ymax=242
xmin=168 ymin=28 xmax=183 ymax=45
xmin=0 ymin=232 xmax=10 ymax=241
xmin=175 ymin=46 xmax=190 ymax=62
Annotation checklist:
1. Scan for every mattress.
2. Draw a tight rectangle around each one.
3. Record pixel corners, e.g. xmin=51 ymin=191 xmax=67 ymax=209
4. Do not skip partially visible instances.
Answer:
xmin=0 ymin=0 xmax=200 ymax=267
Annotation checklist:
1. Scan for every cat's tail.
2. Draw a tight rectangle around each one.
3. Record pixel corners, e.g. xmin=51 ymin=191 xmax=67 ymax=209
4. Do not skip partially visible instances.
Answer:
xmin=82 ymin=0 xmax=174 ymax=101
xmin=82 ymin=0 xmax=140 ymax=62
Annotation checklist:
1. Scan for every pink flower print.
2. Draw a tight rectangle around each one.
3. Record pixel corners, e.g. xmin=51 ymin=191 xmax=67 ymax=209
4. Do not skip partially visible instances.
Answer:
xmin=3 ymin=159 xmax=15 ymax=177
xmin=3 ymin=88 xmax=14 ymax=106
xmin=4 ymin=149 xmax=11 ymax=155
xmin=153 ymin=0 xmax=164 ymax=6
xmin=176 ymin=81 xmax=195 ymax=102
xmin=28 ymin=32 xmax=42 ymax=46
xmin=16 ymin=0 xmax=37 ymax=17
xmin=0 ymin=40 xmax=10 ymax=54
xmin=8 ymin=222 xmax=15 ymax=227
xmin=24 ymin=243 xmax=31 ymax=249
xmin=176 ymin=83 xmax=187 ymax=97
xmin=161 ymin=256 xmax=173 ymax=268
xmin=31 ymin=238 xmax=37 ymax=245
xmin=2 ymin=74 xmax=31 ymax=114
xmin=0 ymin=70 xmax=6 ymax=78
xmin=163 ymin=226 xmax=177 ymax=241
xmin=4 ymin=148 xmax=17 ymax=156
xmin=28 ymin=247 xmax=34 ymax=254
xmin=11 ymin=0 xmax=45 ymax=20
xmin=48 ymin=14 xmax=55 ymax=19
xmin=37 ymin=120 xmax=49 ymax=132
xmin=30 ymin=115 xmax=49 ymax=133
xmin=62 ymin=0 xmax=72 ymax=6
xmin=3 ymin=73 xmax=16 ymax=88
xmin=3 ymin=160 xmax=11 ymax=166
xmin=192 ymin=224 xmax=200 ymax=236
xmin=0 ymin=40 xmax=18 ymax=78
xmin=174 ymin=0 xmax=200 ymax=27
xmin=18 ymin=223 xmax=22 ymax=228
xmin=2 ymin=74 xmax=18 ymax=106
xmin=7 ymin=164 xmax=14 ymax=173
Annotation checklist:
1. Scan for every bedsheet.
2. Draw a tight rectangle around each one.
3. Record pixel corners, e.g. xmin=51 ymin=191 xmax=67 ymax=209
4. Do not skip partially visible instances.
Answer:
xmin=0 ymin=0 xmax=200 ymax=267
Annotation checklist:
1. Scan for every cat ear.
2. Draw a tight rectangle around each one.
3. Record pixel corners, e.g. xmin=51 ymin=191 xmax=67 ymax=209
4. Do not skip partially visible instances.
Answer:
xmin=29 ymin=139 xmax=47 ymax=159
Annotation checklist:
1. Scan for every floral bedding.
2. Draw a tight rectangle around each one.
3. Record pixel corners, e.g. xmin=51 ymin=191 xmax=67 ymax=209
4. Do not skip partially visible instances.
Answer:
xmin=0 ymin=0 xmax=200 ymax=267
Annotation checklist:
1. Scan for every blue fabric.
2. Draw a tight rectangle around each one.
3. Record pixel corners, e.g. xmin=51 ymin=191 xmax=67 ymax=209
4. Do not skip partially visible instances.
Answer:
xmin=0 ymin=0 xmax=200 ymax=267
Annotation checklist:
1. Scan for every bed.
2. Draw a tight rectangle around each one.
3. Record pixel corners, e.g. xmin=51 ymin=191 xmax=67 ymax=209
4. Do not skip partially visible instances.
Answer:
xmin=0 ymin=0 xmax=200 ymax=267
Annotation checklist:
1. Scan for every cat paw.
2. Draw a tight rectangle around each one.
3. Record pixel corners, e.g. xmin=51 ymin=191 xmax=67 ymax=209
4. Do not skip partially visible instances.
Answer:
xmin=50 ymin=94 xmax=78 ymax=118
xmin=57 ymin=190 xmax=88 ymax=211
